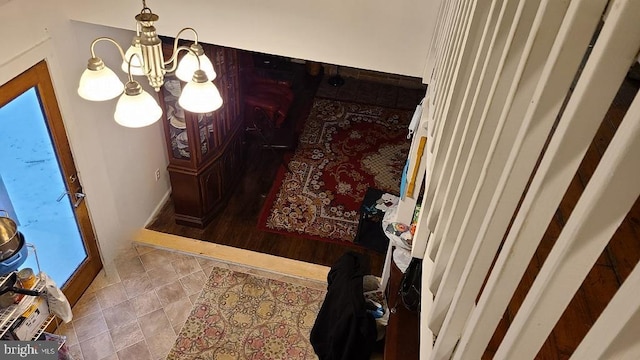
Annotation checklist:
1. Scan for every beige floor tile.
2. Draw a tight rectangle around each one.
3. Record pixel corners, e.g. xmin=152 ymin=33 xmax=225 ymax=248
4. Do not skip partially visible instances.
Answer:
xmin=171 ymin=256 xmax=201 ymax=277
xmin=163 ymin=297 xmax=193 ymax=334
xmin=68 ymin=343 xmax=84 ymax=360
xmin=87 ymin=270 xmax=122 ymax=294
xmin=155 ymin=280 xmax=188 ymax=307
xmin=189 ymin=293 xmax=200 ymax=304
xmin=195 ymin=256 xmax=222 ymax=269
xmin=114 ymin=244 xmax=139 ymax=261
xmin=109 ymin=321 xmax=145 ymax=352
xmin=147 ymin=263 xmax=179 ymax=289
xmin=72 ymin=292 xmax=101 ymax=320
xmin=114 ymin=256 xmax=146 ymax=281
xmin=139 ymin=249 xmax=174 ymax=271
xmin=135 ymin=244 xmax=155 ymax=256
xmin=54 ymin=321 xmax=78 ymax=347
xmin=102 ymin=300 xmax=136 ymax=330
xmin=78 ymin=330 xmax=115 ymax=360
xmin=95 ymin=282 xmax=127 ymax=309
xmin=180 ymin=270 xmax=208 ymax=296
xmin=138 ymin=309 xmax=176 ymax=359
xmin=167 ymin=251 xmax=195 ymax=263
xmin=202 ymin=265 xmax=215 ymax=277
xmin=129 ymin=290 xmax=162 ymax=318
xmin=117 ymin=340 xmax=153 ymax=360
xmin=121 ymin=273 xmax=154 ymax=299
xmin=73 ymin=311 xmax=108 ymax=343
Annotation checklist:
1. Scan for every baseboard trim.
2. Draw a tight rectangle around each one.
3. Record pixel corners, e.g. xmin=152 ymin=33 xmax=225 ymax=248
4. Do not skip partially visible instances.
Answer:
xmin=143 ymin=189 xmax=171 ymax=228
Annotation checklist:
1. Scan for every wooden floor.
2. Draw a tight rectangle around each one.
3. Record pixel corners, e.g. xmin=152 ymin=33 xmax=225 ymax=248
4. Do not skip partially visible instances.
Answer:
xmin=484 ymin=75 xmax=640 ymax=359
xmin=147 ymin=56 xmax=426 ymax=277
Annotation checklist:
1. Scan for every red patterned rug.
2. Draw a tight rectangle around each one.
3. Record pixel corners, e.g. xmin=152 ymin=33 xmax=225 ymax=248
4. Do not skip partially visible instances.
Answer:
xmin=257 ymin=98 xmax=412 ymax=244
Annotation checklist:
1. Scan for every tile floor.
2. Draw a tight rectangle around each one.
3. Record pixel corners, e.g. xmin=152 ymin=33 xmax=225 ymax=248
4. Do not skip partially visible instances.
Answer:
xmin=54 ymin=242 xmax=328 ymax=360
xmin=54 ymin=245 xmax=224 ymax=360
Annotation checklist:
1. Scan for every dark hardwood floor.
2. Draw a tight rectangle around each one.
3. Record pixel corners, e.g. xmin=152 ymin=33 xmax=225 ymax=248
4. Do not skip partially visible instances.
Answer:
xmin=147 ymin=55 xmax=426 ymax=276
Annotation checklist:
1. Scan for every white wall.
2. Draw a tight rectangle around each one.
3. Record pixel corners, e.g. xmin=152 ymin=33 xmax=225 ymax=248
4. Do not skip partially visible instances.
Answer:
xmin=0 ymin=0 xmax=170 ymax=278
xmin=64 ymin=0 xmax=440 ymax=78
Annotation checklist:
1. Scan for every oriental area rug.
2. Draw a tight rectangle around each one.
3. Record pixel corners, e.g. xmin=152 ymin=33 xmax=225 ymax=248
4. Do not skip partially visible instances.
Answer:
xmin=257 ymin=98 xmax=412 ymax=244
xmin=166 ymin=267 xmax=326 ymax=359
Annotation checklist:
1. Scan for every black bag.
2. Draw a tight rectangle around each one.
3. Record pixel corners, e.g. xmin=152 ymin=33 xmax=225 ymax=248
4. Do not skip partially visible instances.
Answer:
xmin=399 ymin=257 xmax=422 ymax=312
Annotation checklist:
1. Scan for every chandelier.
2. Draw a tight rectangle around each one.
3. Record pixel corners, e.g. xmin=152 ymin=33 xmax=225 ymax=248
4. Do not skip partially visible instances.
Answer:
xmin=77 ymin=0 xmax=223 ymax=128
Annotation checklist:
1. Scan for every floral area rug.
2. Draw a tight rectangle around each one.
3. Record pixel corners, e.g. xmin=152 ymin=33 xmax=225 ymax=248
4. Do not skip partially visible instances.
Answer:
xmin=167 ymin=267 xmax=326 ymax=359
xmin=258 ymin=98 xmax=412 ymax=244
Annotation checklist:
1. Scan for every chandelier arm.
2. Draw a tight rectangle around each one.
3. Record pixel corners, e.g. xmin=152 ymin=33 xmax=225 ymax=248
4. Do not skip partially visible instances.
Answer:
xmin=89 ymin=37 xmax=126 ymax=62
xmin=166 ymin=27 xmax=200 ymax=66
xmin=126 ymin=53 xmax=146 ymax=82
xmin=174 ymin=27 xmax=199 ymax=44
xmin=164 ymin=45 xmax=201 ymax=73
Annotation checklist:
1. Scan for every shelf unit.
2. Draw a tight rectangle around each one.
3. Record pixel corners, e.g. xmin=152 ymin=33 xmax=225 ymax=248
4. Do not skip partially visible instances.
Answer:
xmin=0 ymin=272 xmax=54 ymax=341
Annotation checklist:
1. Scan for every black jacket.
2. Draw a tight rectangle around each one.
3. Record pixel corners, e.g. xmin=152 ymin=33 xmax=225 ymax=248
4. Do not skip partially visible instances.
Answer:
xmin=310 ymin=252 xmax=377 ymax=360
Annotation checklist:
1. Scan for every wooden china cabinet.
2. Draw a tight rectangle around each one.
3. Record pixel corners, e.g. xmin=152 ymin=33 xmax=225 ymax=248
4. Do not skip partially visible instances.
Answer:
xmin=158 ymin=41 xmax=244 ymax=227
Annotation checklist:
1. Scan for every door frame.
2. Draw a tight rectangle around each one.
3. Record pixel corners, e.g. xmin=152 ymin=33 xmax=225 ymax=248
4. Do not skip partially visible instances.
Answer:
xmin=0 ymin=60 xmax=102 ymax=306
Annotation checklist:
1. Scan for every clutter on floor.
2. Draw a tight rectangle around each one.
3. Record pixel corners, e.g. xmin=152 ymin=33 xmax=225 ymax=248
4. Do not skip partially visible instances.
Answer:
xmin=310 ymin=252 xmax=382 ymax=360
xmin=354 ymin=188 xmax=400 ymax=253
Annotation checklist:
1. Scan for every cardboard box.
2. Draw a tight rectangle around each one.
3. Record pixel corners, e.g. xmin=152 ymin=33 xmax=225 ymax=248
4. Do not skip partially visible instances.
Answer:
xmin=7 ymin=297 xmax=50 ymax=340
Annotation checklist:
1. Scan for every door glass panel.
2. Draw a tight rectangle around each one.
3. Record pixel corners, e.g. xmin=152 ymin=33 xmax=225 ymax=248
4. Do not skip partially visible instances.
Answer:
xmin=0 ymin=87 xmax=87 ymax=286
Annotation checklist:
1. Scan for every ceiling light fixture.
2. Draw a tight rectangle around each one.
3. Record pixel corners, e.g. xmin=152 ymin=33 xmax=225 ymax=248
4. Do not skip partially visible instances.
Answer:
xmin=77 ymin=0 xmax=223 ymax=128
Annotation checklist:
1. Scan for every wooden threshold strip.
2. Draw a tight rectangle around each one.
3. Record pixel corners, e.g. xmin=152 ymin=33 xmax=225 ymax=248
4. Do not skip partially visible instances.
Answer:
xmin=134 ymin=228 xmax=330 ymax=284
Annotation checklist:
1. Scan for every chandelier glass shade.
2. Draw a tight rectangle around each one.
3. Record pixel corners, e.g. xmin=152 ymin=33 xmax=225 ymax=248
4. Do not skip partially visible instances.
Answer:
xmin=175 ymin=43 xmax=217 ymax=82
xmin=179 ymin=70 xmax=223 ymax=113
xmin=77 ymin=0 xmax=223 ymax=128
xmin=114 ymin=81 xmax=163 ymax=128
xmin=77 ymin=65 xmax=124 ymax=101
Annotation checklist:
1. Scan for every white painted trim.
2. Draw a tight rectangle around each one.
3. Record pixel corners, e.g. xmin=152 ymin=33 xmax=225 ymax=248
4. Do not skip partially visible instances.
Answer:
xmin=571 ymin=261 xmax=640 ymax=360
xmin=420 ymin=251 xmax=436 ymax=359
xmin=431 ymin=0 xmax=549 ymax=339
xmin=452 ymin=0 xmax=610 ymax=357
xmin=431 ymin=0 xmax=462 ymax=117
xmin=427 ymin=0 xmax=518 ymax=264
xmin=434 ymin=0 xmax=573 ymax=352
xmin=426 ymin=0 xmax=506 ymax=261
xmin=495 ymin=88 xmax=640 ymax=359
xmin=143 ymin=189 xmax=171 ymax=227
xmin=423 ymin=0 xmax=490 ymax=234
xmin=422 ymin=0 xmax=447 ymax=84
xmin=429 ymin=0 xmax=537 ymax=308
xmin=448 ymin=0 xmax=640 ymax=356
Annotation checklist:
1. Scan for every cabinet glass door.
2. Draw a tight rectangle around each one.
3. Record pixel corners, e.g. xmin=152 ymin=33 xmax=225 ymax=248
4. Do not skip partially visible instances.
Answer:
xmin=163 ymin=76 xmax=191 ymax=161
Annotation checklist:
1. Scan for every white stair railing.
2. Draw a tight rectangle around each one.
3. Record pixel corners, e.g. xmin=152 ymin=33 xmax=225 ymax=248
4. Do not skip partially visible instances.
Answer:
xmin=405 ymin=0 xmax=640 ymax=358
